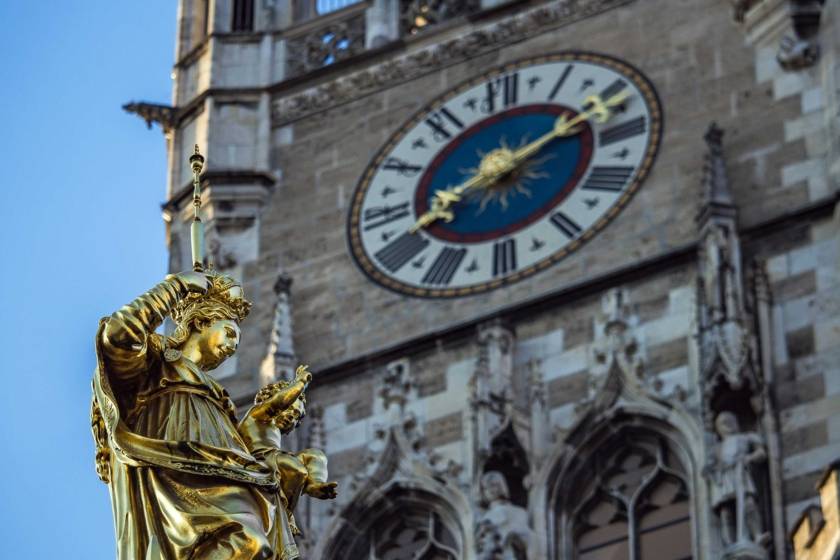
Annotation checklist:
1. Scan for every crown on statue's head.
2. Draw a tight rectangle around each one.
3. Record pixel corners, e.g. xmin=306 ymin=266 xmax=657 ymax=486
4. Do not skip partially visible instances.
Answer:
xmin=172 ymin=270 xmax=252 ymax=324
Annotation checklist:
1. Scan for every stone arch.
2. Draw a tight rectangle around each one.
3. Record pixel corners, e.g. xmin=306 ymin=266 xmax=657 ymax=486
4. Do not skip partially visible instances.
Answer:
xmin=316 ymin=479 xmax=471 ymax=560
xmin=313 ymin=418 xmax=473 ymax=559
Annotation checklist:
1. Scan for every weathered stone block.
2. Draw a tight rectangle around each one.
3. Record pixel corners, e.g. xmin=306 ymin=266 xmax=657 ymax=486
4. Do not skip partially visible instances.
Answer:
xmin=646 ymin=337 xmax=689 ymax=376
xmin=424 ymin=412 xmax=463 ymax=448
xmin=786 ymin=326 xmax=815 ymax=360
xmin=776 ymin=373 xmax=825 ymax=410
xmin=782 ymin=420 xmax=829 ymax=456
xmin=328 ymin=445 xmax=368 ymax=479
xmin=547 ymin=370 xmax=589 ymax=409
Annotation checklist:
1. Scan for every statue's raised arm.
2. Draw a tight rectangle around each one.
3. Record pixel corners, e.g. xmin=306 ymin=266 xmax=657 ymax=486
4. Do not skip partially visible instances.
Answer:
xmin=99 ymin=271 xmax=209 ymax=383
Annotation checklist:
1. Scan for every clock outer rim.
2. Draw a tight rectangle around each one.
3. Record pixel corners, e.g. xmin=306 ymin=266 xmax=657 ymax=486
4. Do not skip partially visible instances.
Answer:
xmin=346 ymin=50 xmax=665 ymax=299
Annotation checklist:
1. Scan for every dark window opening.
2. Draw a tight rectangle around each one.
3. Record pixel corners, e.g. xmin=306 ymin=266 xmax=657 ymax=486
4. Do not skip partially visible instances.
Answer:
xmin=232 ymin=0 xmax=254 ymax=31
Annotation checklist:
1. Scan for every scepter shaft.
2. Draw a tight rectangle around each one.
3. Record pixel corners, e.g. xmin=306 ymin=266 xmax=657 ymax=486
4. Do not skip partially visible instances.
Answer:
xmin=189 ymin=145 xmax=206 ymax=272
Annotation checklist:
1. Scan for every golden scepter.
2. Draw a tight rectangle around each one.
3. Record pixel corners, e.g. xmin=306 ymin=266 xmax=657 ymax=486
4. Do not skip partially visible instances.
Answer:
xmin=189 ymin=145 xmax=205 ymax=272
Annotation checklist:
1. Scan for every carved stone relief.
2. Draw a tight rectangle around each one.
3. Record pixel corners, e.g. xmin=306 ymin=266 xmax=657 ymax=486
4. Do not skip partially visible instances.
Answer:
xmin=272 ymin=0 xmax=634 ymax=125
xmin=315 ymin=357 xmax=470 ymax=559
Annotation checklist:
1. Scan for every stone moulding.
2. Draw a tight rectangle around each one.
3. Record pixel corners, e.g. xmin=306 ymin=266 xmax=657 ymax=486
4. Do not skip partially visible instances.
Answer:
xmin=270 ymin=0 xmax=635 ymax=126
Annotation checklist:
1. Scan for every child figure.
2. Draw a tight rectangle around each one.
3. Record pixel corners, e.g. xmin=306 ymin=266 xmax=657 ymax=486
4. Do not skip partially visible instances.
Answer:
xmin=238 ymin=365 xmax=338 ymax=534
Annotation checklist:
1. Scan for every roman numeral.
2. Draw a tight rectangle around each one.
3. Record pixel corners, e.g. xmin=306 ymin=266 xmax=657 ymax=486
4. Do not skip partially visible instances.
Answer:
xmin=581 ymin=166 xmax=635 ymax=193
xmin=599 ymin=116 xmax=646 ymax=146
xmin=363 ymin=202 xmax=410 ymax=230
xmin=422 ymin=247 xmax=467 ymax=285
xmin=492 ymin=239 xmax=517 ymax=277
xmin=548 ymin=65 xmax=573 ymax=101
xmin=600 ymin=78 xmax=627 ymax=100
xmin=483 ymin=73 xmax=519 ymax=113
xmin=502 ymin=73 xmax=519 ymax=107
xmin=424 ymin=107 xmax=464 ymax=142
xmin=550 ymin=212 xmax=583 ymax=239
xmin=374 ymin=233 xmax=429 ymax=273
xmin=382 ymin=157 xmax=423 ymax=177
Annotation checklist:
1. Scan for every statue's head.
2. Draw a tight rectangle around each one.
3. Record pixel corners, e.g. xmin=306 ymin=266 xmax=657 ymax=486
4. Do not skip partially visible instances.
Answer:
xmin=254 ymin=381 xmax=307 ymax=434
xmin=480 ymin=471 xmax=510 ymax=505
xmin=715 ymin=411 xmax=740 ymax=437
xmin=169 ymin=271 xmax=252 ymax=369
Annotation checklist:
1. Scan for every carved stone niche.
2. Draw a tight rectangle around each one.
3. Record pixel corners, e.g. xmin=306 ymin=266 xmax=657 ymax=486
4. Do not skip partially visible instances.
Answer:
xmin=476 ymin=470 xmax=531 ymax=560
xmin=481 ymin=423 xmax=529 ymax=509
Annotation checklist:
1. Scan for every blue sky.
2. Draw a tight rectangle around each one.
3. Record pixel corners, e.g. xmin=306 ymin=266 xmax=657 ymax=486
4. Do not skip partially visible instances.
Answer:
xmin=0 ymin=2 xmax=175 ymax=556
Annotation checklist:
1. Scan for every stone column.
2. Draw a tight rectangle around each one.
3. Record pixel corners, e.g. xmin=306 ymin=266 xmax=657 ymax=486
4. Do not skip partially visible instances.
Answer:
xmin=469 ymin=320 xmax=515 ymax=469
xmin=366 ymin=0 xmax=400 ymax=48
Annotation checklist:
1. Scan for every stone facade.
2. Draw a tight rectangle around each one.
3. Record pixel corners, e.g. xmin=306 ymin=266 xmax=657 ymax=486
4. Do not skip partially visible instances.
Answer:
xmin=129 ymin=0 xmax=840 ymax=557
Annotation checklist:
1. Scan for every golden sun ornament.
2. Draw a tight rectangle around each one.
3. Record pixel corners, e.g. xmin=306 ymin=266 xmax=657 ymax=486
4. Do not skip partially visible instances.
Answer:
xmin=461 ymin=136 xmax=554 ymax=214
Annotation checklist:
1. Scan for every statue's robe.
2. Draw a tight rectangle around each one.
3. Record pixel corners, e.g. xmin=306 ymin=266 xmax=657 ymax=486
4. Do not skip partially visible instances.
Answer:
xmin=90 ymin=280 xmax=298 ymax=560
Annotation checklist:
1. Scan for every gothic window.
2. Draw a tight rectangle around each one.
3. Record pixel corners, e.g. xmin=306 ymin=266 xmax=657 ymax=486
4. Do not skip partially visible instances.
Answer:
xmin=372 ymin=508 xmax=459 ymax=560
xmin=572 ymin=435 xmax=692 ymax=560
xmin=319 ymin=31 xmax=351 ymax=66
xmin=285 ymin=14 xmax=366 ymax=77
xmin=231 ymin=0 xmax=254 ymax=31
xmin=316 ymin=0 xmax=363 ymax=14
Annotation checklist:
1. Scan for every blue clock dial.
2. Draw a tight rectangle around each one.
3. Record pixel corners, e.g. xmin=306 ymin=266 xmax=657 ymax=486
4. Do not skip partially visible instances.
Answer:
xmin=348 ymin=52 xmax=663 ymax=298
xmin=415 ymin=105 xmax=593 ymax=243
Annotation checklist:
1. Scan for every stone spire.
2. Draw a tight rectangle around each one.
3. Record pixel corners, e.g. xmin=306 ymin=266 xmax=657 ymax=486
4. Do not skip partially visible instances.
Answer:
xmin=697 ymin=123 xmax=744 ymax=324
xmin=699 ymin=122 xmax=734 ymax=218
xmin=695 ymin=124 xmax=754 ymax=393
xmin=259 ymin=273 xmax=297 ymax=384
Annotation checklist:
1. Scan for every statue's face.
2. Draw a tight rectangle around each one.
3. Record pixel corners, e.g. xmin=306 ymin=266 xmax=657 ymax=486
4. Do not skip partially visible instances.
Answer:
xmin=275 ymin=399 xmax=305 ymax=434
xmin=194 ymin=318 xmax=240 ymax=369
xmin=716 ymin=412 xmax=738 ymax=436
xmin=481 ymin=472 xmax=507 ymax=503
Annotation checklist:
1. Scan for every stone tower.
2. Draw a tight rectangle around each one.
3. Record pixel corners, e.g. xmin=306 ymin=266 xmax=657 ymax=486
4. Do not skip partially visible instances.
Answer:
xmin=129 ymin=0 xmax=840 ymax=557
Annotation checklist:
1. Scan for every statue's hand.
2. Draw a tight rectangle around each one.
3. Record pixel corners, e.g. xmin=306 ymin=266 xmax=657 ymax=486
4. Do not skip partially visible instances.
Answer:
xmin=167 ymin=271 xmax=210 ymax=295
xmin=295 ymin=364 xmax=313 ymax=385
xmin=306 ymin=480 xmax=338 ymax=500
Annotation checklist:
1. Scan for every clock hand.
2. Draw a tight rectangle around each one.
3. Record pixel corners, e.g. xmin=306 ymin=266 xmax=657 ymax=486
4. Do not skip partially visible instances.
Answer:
xmin=510 ymin=91 xmax=630 ymax=164
xmin=409 ymin=174 xmax=486 ymax=233
xmin=409 ymin=91 xmax=630 ymax=233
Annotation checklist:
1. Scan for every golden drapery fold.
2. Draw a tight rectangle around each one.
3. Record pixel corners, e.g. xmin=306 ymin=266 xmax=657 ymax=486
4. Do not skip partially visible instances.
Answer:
xmin=91 ymin=278 xmax=299 ymax=560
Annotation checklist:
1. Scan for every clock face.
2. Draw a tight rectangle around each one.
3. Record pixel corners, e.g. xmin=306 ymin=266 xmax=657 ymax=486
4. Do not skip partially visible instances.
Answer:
xmin=348 ymin=52 xmax=662 ymax=298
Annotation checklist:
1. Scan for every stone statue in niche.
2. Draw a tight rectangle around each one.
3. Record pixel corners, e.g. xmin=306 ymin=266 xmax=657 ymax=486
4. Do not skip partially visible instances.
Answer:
xmin=475 ymin=471 xmax=530 ymax=560
xmin=709 ymin=411 xmax=769 ymax=555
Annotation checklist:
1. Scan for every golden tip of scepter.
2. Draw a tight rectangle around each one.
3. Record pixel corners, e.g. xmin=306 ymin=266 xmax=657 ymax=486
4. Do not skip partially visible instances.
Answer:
xmin=189 ymin=144 xmax=205 ymax=172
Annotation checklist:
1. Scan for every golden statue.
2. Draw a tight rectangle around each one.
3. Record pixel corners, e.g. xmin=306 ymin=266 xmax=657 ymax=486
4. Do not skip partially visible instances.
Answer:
xmin=90 ymin=147 xmax=336 ymax=559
